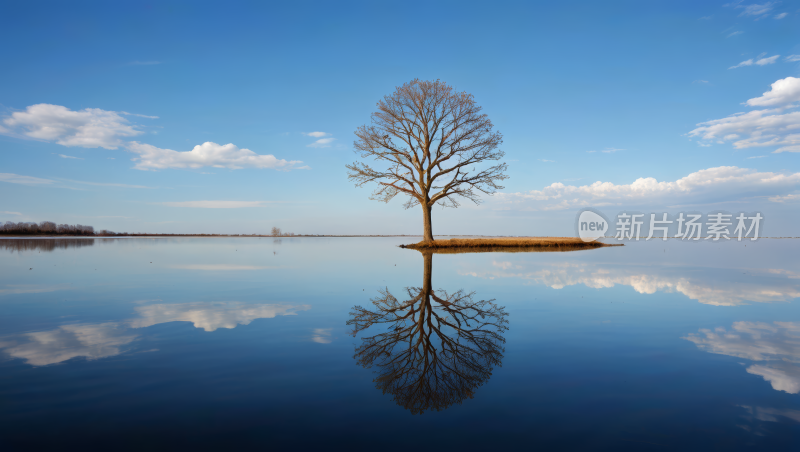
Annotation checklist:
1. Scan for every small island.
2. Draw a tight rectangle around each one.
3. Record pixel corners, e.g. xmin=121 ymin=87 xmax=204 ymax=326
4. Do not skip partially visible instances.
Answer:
xmin=400 ymin=237 xmax=622 ymax=252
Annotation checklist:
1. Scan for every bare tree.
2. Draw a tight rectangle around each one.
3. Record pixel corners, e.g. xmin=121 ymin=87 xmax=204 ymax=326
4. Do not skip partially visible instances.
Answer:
xmin=347 ymin=79 xmax=507 ymax=242
xmin=348 ymin=251 xmax=508 ymax=414
xmin=271 ymin=227 xmax=282 ymax=237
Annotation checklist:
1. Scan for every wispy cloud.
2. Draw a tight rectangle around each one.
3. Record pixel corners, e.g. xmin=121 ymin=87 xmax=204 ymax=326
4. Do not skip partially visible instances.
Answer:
xmin=0 ymin=211 xmax=22 ymax=216
xmin=58 ymin=154 xmax=83 ymax=160
xmin=160 ymin=200 xmax=269 ymax=208
xmin=307 ymin=137 xmax=335 ymax=148
xmin=730 ymin=58 xmax=754 ymax=69
xmin=538 ymin=159 xmax=555 ymax=162
xmin=727 ymin=31 xmax=744 ymax=38
xmin=126 ymin=141 xmax=305 ymax=171
xmin=59 ymin=179 xmax=154 ymax=189
xmin=694 ymin=80 xmax=710 ymax=84
xmin=120 ymin=111 xmax=159 ymax=119
xmin=0 ymin=172 xmax=157 ymax=190
xmin=587 ymin=148 xmax=624 ymax=154
xmin=732 ymin=2 xmax=777 ymax=17
xmin=2 ymin=104 xmax=142 ymax=149
xmin=496 ymin=166 xmax=800 ymax=210
xmin=128 ymin=61 xmax=161 ymax=66
xmin=786 ymin=55 xmax=800 ymax=62
xmin=769 ymin=193 xmax=800 ymax=203
xmin=774 ymin=12 xmax=788 ymax=19
xmin=2 ymin=103 xmax=303 ymax=172
xmin=747 ymin=155 xmax=766 ymax=159
xmin=0 ymin=173 xmax=55 ymax=186
xmin=689 ymin=77 xmax=800 ymax=154
xmin=755 ymin=55 xmax=780 ymax=65
xmin=303 ymin=131 xmax=329 ymax=138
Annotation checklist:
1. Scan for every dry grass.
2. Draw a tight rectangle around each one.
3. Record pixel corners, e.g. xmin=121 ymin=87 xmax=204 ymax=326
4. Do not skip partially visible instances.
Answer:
xmin=401 ymin=237 xmax=621 ymax=251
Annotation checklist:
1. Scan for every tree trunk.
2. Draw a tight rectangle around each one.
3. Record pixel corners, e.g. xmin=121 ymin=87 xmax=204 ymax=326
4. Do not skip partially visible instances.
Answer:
xmin=422 ymin=204 xmax=434 ymax=243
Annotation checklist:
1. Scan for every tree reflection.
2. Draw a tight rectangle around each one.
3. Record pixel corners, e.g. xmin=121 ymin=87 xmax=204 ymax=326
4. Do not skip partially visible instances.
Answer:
xmin=348 ymin=251 xmax=508 ymax=414
xmin=0 ymin=238 xmax=96 ymax=253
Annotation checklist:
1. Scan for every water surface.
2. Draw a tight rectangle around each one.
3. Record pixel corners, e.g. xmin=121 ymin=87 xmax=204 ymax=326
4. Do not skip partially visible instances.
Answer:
xmin=1 ymin=237 xmax=799 ymax=450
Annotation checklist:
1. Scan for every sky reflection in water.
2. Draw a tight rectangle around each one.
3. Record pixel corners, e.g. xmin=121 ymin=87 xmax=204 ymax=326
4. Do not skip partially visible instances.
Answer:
xmin=0 ymin=237 xmax=799 ymax=450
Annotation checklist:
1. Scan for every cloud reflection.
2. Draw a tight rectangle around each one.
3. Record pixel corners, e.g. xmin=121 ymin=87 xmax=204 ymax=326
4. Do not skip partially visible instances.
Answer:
xmin=0 ymin=323 xmax=136 ymax=366
xmin=461 ymin=261 xmax=800 ymax=306
xmin=1 ymin=301 xmax=310 ymax=366
xmin=129 ymin=302 xmax=310 ymax=332
xmin=311 ymin=328 xmax=332 ymax=343
xmin=685 ymin=321 xmax=800 ymax=393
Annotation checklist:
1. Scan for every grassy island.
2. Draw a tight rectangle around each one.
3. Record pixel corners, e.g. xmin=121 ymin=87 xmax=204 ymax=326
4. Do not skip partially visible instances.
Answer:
xmin=401 ymin=237 xmax=622 ymax=253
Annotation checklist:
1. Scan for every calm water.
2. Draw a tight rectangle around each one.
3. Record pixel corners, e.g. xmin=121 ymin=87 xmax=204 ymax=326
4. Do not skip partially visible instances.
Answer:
xmin=1 ymin=237 xmax=799 ymax=450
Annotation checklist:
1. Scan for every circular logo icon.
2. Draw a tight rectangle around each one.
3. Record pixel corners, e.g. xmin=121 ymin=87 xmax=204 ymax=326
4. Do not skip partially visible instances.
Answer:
xmin=575 ymin=209 xmax=609 ymax=242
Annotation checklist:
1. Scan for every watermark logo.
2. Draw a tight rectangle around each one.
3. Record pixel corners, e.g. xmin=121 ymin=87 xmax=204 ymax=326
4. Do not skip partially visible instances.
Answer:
xmin=575 ymin=210 xmax=764 ymax=242
xmin=576 ymin=209 xmax=609 ymax=242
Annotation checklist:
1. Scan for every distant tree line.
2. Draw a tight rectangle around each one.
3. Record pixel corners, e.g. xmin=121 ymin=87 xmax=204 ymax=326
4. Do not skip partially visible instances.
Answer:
xmin=1 ymin=221 xmax=95 ymax=236
xmin=0 ymin=221 xmax=301 ymax=237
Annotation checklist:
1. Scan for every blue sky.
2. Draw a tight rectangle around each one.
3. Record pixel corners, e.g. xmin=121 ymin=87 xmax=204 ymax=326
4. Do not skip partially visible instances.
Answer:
xmin=1 ymin=0 xmax=799 ymax=235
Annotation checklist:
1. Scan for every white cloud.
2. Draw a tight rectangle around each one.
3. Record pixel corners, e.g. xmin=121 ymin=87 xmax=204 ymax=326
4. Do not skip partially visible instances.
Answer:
xmin=129 ymin=302 xmax=310 ymax=332
xmin=2 ymin=104 xmax=142 ymax=149
xmin=689 ymin=109 xmax=800 ymax=153
xmin=774 ymin=12 xmax=788 ymax=19
xmin=745 ymin=76 xmax=800 ymax=107
xmin=126 ymin=141 xmax=304 ymax=170
xmin=58 ymin=154 xmax=83 ymax=160
xmin=307 ymin=137 xmax=335 ymax=148
xmin=539 ymin=159 xmax=555 ymax=162
xmin=0 ymin=323 xmax=137 ymax=366
xmin=304 ymin=131 xmax=329 ymax=138
xmin=60 ymin=179 xmax=154 ymax=189
xmin=786 ymin=55 xmax=800 ymax=62
xmin=0 ymin=173 xmax=55 ymax=186
xmin=694 ymin=80 xmax=710 ymax=84
xmin=756 ymin=55 xmax=780 ymax=65
xmin=768 ymin=193 xmax=800 ymax=202
xmin=729 ymin=58 xmax=754 ymax=69
xmin=128 ymin=61 xmax=161 ymax=66
xmin=496 ymin=166 xmax=800 ymax=210
xmin=735 ymin=2 xmax=776 ymax=17
xmin=727 ymin=31 xmax=744 ymax=38
xmin=0 ymin=172 xmax=153 ymax=190
xmin=688 ymin=78 xmax=800 ymax=153
xmin=0 ymin=211 xmax=22 ymax=216
xmin=161 ymin=200 xmax=268 ymax=208
xmin=120 ymin=111 xmax=159 ymax=119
